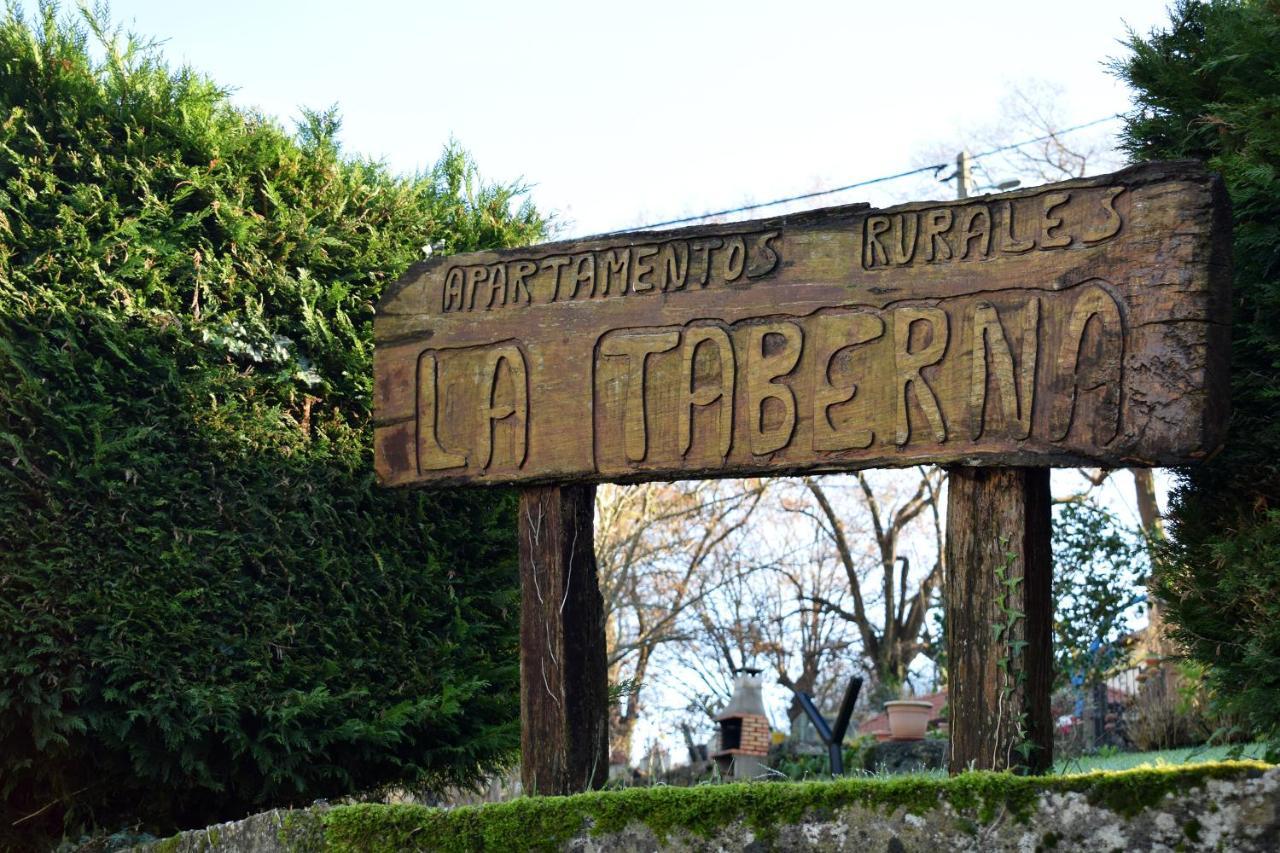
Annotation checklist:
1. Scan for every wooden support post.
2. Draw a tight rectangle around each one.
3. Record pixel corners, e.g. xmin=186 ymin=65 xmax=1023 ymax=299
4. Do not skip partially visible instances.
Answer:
xmin=945 ymin=467 xmax=1053 ymax=774
xmin=518 ymin=483 xmax=609 ymax=795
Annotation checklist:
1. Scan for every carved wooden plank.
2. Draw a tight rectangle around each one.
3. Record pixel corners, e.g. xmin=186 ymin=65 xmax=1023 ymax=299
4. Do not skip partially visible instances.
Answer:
xmin=945 ymin=467 xmax=1053 ymax=774
xmin=374 ymin=161 xmax=1229 ymax=487
xmin=518 ymin=484 xmax=609 ymax=795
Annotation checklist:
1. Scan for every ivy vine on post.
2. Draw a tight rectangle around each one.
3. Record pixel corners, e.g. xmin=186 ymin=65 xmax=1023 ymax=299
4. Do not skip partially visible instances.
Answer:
xmin=945 ymin=468 xmax=1054 ymax=775
xmin=992 ymin=537 xmax=1034 ymax=771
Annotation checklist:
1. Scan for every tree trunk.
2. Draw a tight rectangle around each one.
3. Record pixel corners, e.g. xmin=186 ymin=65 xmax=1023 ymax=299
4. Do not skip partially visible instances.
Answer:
xmin=1131 ymin=468 xmax=1171 ymax=655
xmin=781 ymin=669 xmax=820 ymax=725
xmin=945 ymin=467 xmax=1053 ymax=774
xmin=609 ymin=645 xmax=649 ymax=765
xmin=519 ymin=484 xmax=609 ymax=795
xmin=1131 ymin=469 xmax=1164 ymax=542
xmin=609 ymin=711 xmax=635 ymax=767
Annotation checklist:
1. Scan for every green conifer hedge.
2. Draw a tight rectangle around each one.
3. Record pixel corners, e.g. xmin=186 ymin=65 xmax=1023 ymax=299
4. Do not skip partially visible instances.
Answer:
xmin=1112 ymin=0 xmax=1280 ymax=752
xmin=0 ymin=5 xmax=547 ymax=846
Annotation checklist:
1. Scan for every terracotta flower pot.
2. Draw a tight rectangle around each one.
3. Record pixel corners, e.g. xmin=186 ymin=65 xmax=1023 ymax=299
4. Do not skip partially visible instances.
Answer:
xmin=884 ymin=700 xmax=933 ymax=741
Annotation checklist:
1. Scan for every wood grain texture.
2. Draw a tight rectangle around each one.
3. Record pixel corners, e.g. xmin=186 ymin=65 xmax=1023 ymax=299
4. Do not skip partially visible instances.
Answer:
xmin=518 ymin=484 xmax=609 ymax=795
xmin=374 ymin=161 xmax=1230 ymax=488
xmin=945 ymin=467 xmax=1053 ymax=774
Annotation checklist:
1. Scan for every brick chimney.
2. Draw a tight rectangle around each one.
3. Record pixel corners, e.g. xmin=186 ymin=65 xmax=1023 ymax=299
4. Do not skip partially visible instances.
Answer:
xmin=712 ymin=668 xmax=771 ymax=780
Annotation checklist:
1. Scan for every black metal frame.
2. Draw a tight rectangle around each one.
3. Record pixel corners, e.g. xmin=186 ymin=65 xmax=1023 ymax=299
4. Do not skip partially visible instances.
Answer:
xmin=791 ymin=676 xmax=862 ymax=776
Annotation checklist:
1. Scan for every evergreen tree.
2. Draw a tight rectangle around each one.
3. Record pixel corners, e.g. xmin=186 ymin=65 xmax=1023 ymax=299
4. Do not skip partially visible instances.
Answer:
xmin=1112 ymin=0 xmax=1280 ymax=752
xmin=0 ymin=5 xmax=547 ymax=846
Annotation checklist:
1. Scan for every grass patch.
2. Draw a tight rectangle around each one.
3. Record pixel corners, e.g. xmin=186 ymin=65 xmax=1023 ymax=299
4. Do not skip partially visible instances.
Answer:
xmin=1054 ymin=742 xmax=1269 ymax=774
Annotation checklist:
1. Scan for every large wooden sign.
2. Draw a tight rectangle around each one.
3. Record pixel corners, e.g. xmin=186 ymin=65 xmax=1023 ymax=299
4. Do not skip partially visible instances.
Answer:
xmin=374 ymin=161 xmax=1229 ymax=487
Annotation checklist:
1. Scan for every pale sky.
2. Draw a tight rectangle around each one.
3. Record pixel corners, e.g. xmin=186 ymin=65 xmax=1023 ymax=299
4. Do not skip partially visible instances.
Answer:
xmin=96 ymin=0 xmax=1180 ymax=751
xmin=103 ymin=0 xmax=1175 ymax=236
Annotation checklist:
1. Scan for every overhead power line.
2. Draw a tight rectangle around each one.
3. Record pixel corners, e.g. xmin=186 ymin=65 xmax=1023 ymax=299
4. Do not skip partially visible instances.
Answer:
xmin=967 ymin=113 xmax=1121 ymax=161
xmin=606 ymin=162 xmax=952 ymax=235
xmin=593 ymin=114 xmax=1122 ymax=237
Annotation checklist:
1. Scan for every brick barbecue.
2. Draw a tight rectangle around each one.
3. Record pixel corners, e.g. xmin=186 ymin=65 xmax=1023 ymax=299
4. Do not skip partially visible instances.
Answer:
xmin=712 ymin=668 xmax=771 ymax=780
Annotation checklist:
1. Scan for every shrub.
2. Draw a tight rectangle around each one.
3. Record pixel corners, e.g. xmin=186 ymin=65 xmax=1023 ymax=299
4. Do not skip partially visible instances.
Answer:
xmin=0 ymin=4 xmax=547 ymax=846
xmin=1052 ymin=500 xmax=1148 ymax=689
xmin=1127 ymin=668 xmax=1208 ymax=753
xmin=1111 ymin=0 xmax=1280 ymax=755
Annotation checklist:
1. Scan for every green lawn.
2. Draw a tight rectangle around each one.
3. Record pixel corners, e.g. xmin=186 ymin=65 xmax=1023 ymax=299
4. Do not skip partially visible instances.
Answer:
xmin=1054 ymin=742 xmax=1270 ymax=774
xmin=771 ymin=742 xmax=1271 ymax=782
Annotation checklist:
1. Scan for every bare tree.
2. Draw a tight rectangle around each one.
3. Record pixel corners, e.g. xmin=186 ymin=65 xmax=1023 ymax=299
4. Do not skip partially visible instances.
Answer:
xmin=1054 ymin=468 xmax=1114 ymax=504
xmin=902 ymin=78 xmax=1124 ymax=200
xmin=594 ymin=479 xmax=767 ymax=762
xmin=670 ymin=516 xmax=860 ymax=726
xmin=758 ymin=554 xmax=861 ymax=724
xmin=669 ymin=546 xmax=770 ymax=717
xmin=779 ymin=468 xmax=946 ymax=701
xmin=972 ymin=80 xmax=1124 ymax=185
xmin=628 ymin=468 xmax=948 ymax=737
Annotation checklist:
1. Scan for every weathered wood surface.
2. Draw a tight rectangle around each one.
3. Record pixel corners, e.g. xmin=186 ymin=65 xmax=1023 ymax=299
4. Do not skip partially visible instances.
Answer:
xmin=375 ymin=161 xmax=1229 ymax=488
xmin=945 ymin=467 xmax=1053 ymax=774
xmin=518 ymin=484 xmax=609 ymax=795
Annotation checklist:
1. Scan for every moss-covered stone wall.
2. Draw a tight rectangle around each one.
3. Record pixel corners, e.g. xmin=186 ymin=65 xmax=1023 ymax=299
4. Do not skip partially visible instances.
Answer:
xmin=138 ymin=761 xmax=1279 ymax=852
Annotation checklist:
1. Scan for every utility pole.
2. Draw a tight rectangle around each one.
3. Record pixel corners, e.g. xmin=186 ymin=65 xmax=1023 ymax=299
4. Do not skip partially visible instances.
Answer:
xmin=943 ymin=148 xmax=1054 ymax=774
xmin=955 ymin=150 xmax=972 ymax=200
